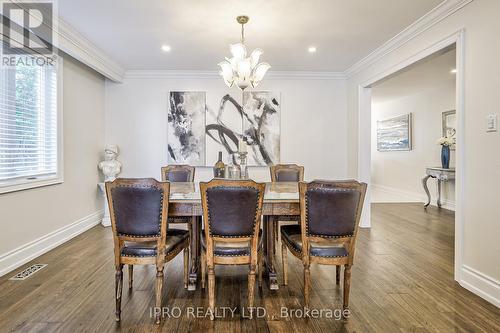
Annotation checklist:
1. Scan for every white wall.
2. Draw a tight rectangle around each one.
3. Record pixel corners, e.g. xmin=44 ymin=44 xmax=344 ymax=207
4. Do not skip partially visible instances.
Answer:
xmin=347 ymin=0 xmax=500 ymax=305
xmin=371 ymin=81 xmax=456 ymax=209
xmin=105 ymin=73 xmax=348 ymax=182
xmin=0 ymin=56 xmax=105 ymax=275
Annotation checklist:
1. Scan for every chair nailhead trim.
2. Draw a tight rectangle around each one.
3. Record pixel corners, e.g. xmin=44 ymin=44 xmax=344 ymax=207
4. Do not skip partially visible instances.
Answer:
xmin=118 ymin=233 xmax=160 ymax=238
xmin=122 ymin=253 xmax=156 ymax=258
xmin=215 ymin=253 xmax=250 ymax=257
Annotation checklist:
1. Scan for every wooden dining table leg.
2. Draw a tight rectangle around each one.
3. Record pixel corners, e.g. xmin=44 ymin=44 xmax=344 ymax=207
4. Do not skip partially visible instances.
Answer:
xmin=188 ymin=216 xmax=201 ymax=291
xmin=264 ymin=215 xmax=279 ymax=290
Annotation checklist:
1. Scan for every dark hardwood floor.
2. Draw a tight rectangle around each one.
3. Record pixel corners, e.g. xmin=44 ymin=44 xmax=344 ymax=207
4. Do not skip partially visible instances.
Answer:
xmin=1 ymin=203 xmax=499 ymax=332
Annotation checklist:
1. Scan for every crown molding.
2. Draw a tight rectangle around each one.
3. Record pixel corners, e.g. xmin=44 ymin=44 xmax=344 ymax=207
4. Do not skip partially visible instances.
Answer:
xmin=267 ymin=71 xmax=346 ymax=80
xmin=345 ymin=0 xmax=473 ymax=78
xmin=124 ymin=70 xmax=220 ymax=80
xmin=123 ymin=70 xmax=346 ymax=80
xmin=56 ymin=19 xmax=125 ymax=82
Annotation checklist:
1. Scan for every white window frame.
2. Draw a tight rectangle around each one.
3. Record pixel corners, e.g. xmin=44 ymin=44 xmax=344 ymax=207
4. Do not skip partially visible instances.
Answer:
xmin=0 ymin=59 xmax=64 ymax=194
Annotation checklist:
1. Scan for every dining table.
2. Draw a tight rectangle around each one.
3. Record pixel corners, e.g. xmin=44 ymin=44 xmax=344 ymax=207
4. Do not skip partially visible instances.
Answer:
xmin=169 ymin=181 xmax=300 ymax=291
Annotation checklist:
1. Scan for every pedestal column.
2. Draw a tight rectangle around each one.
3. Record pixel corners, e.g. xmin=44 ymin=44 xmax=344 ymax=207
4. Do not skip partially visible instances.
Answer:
xmin=97 ymin=183 xmax=111 ymax=227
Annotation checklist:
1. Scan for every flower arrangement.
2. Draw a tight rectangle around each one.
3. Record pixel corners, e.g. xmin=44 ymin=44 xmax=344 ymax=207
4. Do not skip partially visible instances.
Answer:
xmin=437 ymin=135 xmax=454 ymax=169
xmin=437 ymin=136 xmax=455 ymax=146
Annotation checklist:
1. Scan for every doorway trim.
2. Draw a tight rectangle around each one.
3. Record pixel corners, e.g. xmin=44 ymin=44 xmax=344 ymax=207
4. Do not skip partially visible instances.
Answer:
xmin=357 ymin=29 xmax=465 ymax=281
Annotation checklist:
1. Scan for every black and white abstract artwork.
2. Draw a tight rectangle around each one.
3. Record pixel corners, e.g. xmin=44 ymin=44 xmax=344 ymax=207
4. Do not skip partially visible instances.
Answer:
xmin=242 ymin=91 xmax=280 ymax=166
xmin=167 ymin=91 xmax=206 ymax=165
xmin=205 ymin=93 xmax=243 ymax=165
xmin=204 ymin=92 xmax=281 ymax=166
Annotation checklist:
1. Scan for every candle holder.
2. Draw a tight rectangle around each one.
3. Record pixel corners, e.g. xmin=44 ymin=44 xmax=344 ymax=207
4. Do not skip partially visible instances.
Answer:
xmin=238 ymin=152 xmax=248 ymax=179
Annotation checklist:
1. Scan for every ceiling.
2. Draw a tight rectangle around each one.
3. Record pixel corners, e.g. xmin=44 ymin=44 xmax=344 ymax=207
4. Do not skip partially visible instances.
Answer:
xmin=58 ymin=0 xmax=444 ymax=72
xmin=372 ymin=47 xmax=456 ymax=103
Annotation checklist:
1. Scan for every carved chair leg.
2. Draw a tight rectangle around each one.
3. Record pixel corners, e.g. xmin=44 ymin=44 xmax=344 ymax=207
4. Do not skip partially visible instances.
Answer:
xmin=336 ymin=265 xmax=341 ymax=285
xmin=282 ymin=242 xmax=288 ymax=286
xmin=258 ymin=251 xmax=263 ymax=288
xmin=208 ymin=266 xmax=215 ymax=320
xmin=115 ymin=264 xmax=123 ymax=322
xmin=128 ymin=264 xmax=133 ymax=289
xmin=201 ymin=250 xmax=206 ymax=289
xmin=155 ymin=265 xmax=164 ymax=324
xmin=303 ymin=264 xmax=311 ymax=309
xmin=343 ymin=264 xmax=352 ymax=313
xmin=183 ymin=247 xmax=189 ymax=289
xmin=248 ymin=264 xmax=256 ymax=311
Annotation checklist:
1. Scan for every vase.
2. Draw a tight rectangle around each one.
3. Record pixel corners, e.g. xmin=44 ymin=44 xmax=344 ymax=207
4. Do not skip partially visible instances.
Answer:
xmin=441 ymin=145 xmax=450 ymax=169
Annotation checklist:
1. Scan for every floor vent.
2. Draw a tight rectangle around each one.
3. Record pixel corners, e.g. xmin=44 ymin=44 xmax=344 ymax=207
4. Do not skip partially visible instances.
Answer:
xmin=9 ymin=264 xmax=47 ymax=281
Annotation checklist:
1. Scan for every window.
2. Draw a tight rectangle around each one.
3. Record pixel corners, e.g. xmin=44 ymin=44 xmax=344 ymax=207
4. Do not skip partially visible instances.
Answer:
xmin=0 ymin=59 xmax=62 ymax=193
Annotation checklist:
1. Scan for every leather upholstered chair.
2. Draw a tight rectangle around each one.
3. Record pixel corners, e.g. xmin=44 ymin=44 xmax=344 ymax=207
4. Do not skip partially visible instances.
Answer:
xmin=270 ymin=164 xmax=304 ymax=183
xmin=281 ymin=180 xmax=367 ymax=312
xmin=270 ymin=164 xmax=304 ymax=251
xmin=106 ymin=178 xmax=190 ymax=324
xmin=161 ymin=165 xmax=195 ymax=272
xmin=161 ymin=165 xmax=195 ymax=183
xmin=199 ymin=179 xmax=265 ymax=319
xmin=161 ymin=165 xmax=195 ymax=227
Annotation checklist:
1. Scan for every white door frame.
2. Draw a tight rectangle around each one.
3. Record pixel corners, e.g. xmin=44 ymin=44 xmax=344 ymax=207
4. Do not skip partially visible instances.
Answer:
xmin=357 ymin=29 xmax=466 ymax=281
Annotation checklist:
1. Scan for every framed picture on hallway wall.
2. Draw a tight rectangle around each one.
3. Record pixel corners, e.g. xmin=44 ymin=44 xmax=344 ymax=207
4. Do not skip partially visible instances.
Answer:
xmin=376 ymin=113 xmax=412 ymax=151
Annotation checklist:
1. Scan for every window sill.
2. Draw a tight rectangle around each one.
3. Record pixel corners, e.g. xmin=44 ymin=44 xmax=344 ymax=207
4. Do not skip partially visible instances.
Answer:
xmin=0 ymin=175 xmax=63 ymax=195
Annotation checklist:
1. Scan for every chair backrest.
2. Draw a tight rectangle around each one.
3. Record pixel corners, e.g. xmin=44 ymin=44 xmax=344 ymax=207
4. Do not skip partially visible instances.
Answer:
xmin=270 ymin=164 xmax=304 ymax=182
xmin=300 ymin=180 xmax=367 ymax=239
xmin=106 ymin=178 xmax=169 ymax=239
xmin=200 ymin=179 xmax=265 ymax=238
xmin=161 ymin=165 xmax=195 ymax=182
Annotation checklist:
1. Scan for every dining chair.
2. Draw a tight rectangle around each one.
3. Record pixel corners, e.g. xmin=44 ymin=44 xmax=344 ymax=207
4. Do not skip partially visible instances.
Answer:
xmin=270 ymin=164 xmax=304 ymax=252
xmin=106 ymin=178 xmax=190 ymax=324
xmin=161 ymin=165 xmax=195 ymax=287
xmin=270 ymin=164 xmax=304 ymax=183
xmin=280 ymin=180 xmax=367 ymax=312
xmin=199 ymin=179 xmax=265 ymax=319
xmin=161 ymin=164 xmax=195 ymax=183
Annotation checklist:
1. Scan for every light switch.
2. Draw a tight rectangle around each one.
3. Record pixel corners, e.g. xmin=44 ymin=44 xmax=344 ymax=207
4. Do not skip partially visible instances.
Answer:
xmin=486 ymin=114 xmax=497 ymax=132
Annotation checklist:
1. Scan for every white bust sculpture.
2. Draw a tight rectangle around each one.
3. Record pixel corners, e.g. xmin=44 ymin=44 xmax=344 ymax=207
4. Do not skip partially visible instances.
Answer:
xmin=98 ymin=145 xmax=122 ymax=181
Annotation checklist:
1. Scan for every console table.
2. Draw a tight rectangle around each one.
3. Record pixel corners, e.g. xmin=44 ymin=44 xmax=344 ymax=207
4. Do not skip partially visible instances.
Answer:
xmin=422 ymin=167 xmax=455 ymax=208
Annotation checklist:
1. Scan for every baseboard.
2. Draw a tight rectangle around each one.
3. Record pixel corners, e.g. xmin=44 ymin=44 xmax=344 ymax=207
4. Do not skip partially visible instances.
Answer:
xmin=460 ymin=265 xmax=500 ymax=308
xmin=371 ymin=183 xmax=455 ymax=211
xmin=0 ymin=210 xmax=104 ymax=277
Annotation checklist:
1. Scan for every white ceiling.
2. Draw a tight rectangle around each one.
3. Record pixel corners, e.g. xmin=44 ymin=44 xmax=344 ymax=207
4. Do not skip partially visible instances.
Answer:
xmin=372 ymin=47 xmax=456 ymax=103
xmin=58 ymin=0 xmax=444 ymax=72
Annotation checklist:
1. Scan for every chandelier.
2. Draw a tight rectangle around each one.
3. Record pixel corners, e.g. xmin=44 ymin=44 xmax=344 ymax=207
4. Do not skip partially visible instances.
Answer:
xmin=218 ymin=16 xmax=271 ymax=91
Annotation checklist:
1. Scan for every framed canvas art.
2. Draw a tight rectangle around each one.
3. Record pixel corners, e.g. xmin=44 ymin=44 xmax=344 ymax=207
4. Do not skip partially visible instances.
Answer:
xmin=377 ymin=113 xmax=412 ymax=151
xmin=167 ymin=91 xmax=206 ymax=165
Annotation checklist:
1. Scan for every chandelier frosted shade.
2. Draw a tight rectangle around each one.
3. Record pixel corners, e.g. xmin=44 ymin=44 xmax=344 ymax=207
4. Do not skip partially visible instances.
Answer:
xmin=218 ymin=39 xmax=270 ymax=90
